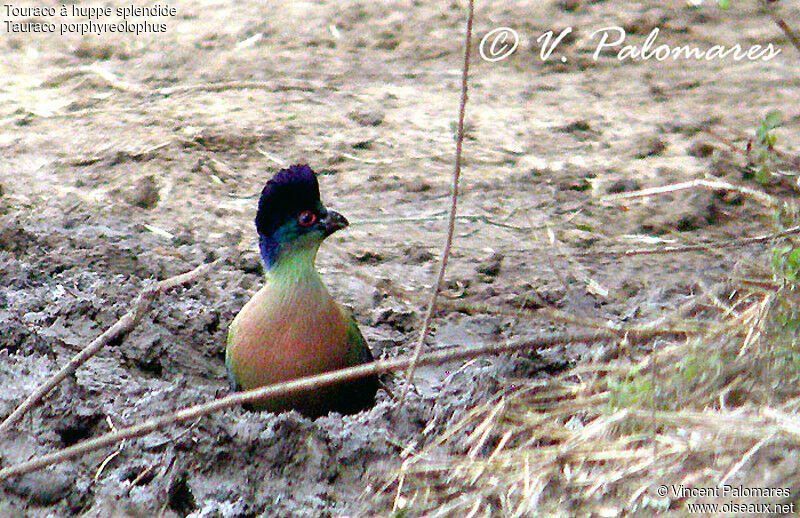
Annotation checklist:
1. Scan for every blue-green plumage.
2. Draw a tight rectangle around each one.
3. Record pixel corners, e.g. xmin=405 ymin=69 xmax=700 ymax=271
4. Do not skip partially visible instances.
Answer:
xmin=226 ymin=164 xmax=378 ymax=417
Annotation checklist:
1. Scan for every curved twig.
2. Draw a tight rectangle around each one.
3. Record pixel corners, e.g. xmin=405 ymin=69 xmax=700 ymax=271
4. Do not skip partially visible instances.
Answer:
xmin=399 ymin=0 xmax=474 ymax=405
xmin=0 ymin=255 xmax=227 ymax=435
xmin=0 ymin=328 xmax=673 ymax=482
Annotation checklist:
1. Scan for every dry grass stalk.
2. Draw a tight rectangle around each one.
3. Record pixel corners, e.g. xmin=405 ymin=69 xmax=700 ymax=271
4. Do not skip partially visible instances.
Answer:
xmin=385 ymin=275 xmax=800 ymax=515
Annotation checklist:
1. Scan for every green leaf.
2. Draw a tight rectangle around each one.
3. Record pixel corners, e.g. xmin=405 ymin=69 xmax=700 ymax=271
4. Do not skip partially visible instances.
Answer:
xmin=788 ymin=247 xmax=800 ymax=269
xmin=755 ymin=164 xmax=771 ymax=184
xmin=718 ymin=0 xmax=731 ymax=8
xmin=773 ymin=245 xmax=792 ymax=268
xmin=766 ymin=133 xmax=777 ymax=147
xmin=772 ymin=245 xmax=800 ymax=283
xmin=764 ymin=110 xmax=783 ymax=130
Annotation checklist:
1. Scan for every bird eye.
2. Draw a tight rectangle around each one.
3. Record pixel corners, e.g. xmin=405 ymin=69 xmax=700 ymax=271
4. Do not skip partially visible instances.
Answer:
xmin=298 ymin=210 xmax=317 ymax=227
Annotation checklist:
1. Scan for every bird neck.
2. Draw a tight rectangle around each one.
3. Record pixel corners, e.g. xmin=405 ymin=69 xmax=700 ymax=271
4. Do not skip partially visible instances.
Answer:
xmin=259 ymin=234 xmax=322 ymax=284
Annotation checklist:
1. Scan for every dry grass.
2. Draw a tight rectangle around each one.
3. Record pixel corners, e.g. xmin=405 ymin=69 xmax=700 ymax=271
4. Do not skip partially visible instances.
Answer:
xmin=385 ymin=267 xmax=800 ymax=516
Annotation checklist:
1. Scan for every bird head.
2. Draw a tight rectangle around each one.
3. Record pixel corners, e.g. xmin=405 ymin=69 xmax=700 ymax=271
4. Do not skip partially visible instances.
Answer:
xmin=255 ymin=164 xmax=348 ymax=268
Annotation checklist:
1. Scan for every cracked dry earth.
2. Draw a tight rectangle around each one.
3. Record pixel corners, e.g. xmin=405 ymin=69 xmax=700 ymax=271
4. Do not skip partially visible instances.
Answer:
xmin=1 ymin=0 xmax=799 ymax=516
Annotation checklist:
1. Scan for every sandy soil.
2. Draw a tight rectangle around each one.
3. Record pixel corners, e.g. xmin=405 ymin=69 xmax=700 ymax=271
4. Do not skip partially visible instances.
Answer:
xmin=1 ymin=0 xmax=799 ymax=516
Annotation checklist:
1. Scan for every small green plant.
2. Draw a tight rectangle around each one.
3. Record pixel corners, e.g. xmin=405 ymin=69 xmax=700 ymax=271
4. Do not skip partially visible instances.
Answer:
xmin=674 ymin=346 xmax=723 ymax=385
xmin=772 ymin=245 xmax=800 ymax=283
xmin=764 ymin=287 xmax=800 ymax=388
xmin=770 ymin=248 xmax=800 ymax=379
xmin=607 ymin=365 xmax=654 ymax=409
xmin=748 ymin=110 xmax=782 ymax=184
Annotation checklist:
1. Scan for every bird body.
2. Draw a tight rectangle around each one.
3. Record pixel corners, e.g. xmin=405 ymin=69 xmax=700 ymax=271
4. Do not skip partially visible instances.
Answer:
xmin=226 ymin=165 xmax=378 ymax=417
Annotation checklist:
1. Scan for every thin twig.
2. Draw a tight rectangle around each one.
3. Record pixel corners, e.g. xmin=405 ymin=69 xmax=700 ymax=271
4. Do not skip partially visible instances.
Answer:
xmin=79 ymin=64 xmax=148 ymax=95
xmin=157 ymin=81 xmax=319 ymax=96
xmin=351 ymin=213 xmax=527 ymax=231
xmin=255 ymin=147 xmax=287 ymax=166
xmin=573 ymin=225 xmax=800 ymax=258
xmin=772 ymin=15 xmax=800 ymax=56
xmin=0 ymin=255 xmax=226 ymax=435
xmin=339 ymin=152 xmax=394 ymax=165
xmin=602 ymin=178 xmax=780 ymax=209
xmin=717 ymin=431 xmax=776 ymax=488
xmin=0 ymin=328 xmax=686 ymax=482
xmin=399 ymin=0 xmax=474 ymax=405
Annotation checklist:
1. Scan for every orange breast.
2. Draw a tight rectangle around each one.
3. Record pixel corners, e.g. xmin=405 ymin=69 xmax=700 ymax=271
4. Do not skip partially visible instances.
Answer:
xmin=227 ymin=281 xmax=350 ymax=392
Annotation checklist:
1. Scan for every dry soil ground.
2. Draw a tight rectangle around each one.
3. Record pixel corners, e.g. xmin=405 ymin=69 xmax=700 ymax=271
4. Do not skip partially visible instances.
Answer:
xmin=1 ymin=0 xmax=800 ymax=516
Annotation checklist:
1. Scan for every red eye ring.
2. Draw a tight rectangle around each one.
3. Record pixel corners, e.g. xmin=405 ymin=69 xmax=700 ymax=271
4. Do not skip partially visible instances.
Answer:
xmin=298 ymin=210 xmax=317 ymax=227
